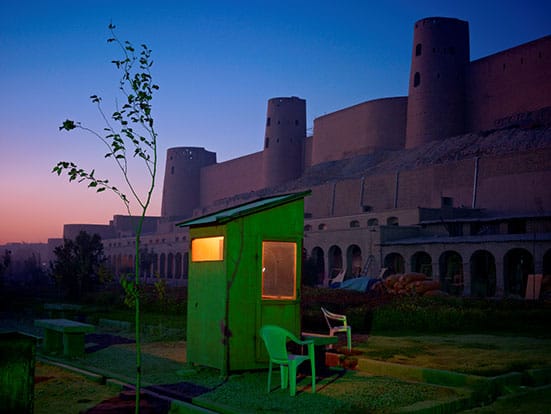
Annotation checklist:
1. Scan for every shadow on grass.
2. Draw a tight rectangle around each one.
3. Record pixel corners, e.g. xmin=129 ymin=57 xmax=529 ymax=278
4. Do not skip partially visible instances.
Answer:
xmin=85 ymin=333 xmax=135 ymax=353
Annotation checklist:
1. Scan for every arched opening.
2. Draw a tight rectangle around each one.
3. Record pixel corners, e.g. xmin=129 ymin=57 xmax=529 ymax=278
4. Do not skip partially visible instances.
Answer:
xmin=470 ymin=250 xmax=496 ymax=298
xmin=183 ymin=252 xmax=189 ymax=278
xmin=159 ymin=253 xmax=166 ymax=278
xmin=347 ymin=244 xmax=362 ymax=278
xmin=367 ymin=218 xmax=379 ymax=227
xmin=349 ymin=220 xmax=360 ymax=228
xmin=504 ymin=248 xmax=534 ymax=297
xmin=167 ymin=253 xmax=174 ymax=279
xmin=416 ymin=43 xmax=422 ymax=56
xmin=439 ymin=251 xmax=463 ymax=295
xmin=384 ymin=253 xmax=405 ymax=275
xmin=152 ymin=254 xmax=158 ymax=278
xmin=328 ymin=245 xmax=343 ymax=279
xmin=310 ymin=247 xmax=325 ymax=286
xmin=411 ymin=251 xmax=432 ymax=277
xmin=116 ymin=254 xmax=122 ymax=275
xmin=175 ymin=252 xmax=182 ymax=279
xmin=387 ymin=217 xmax=399 ymax=226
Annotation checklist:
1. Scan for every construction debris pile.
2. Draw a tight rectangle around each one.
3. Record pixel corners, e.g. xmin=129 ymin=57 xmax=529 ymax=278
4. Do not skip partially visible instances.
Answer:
xmin=383 ymin=273 xmax=442 ymax=296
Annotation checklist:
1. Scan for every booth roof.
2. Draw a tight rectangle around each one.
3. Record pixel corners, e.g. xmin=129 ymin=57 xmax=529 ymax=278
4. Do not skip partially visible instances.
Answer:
xmin=176 ymin=191 xmax=311 ymax=228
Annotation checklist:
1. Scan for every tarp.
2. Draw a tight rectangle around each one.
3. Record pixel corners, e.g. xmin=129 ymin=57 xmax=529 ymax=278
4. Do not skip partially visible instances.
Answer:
xmin=331 ymin=276 xmax=381 ymax=292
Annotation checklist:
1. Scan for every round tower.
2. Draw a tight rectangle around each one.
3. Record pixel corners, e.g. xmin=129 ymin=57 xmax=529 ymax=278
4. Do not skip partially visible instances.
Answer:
xmin=161 ymin=147 xmax=216 ymax=219
xmin=405 ymin=17 xmax=470 ymax=149
xmin=263 ymin=97 xmax=306 ymax=188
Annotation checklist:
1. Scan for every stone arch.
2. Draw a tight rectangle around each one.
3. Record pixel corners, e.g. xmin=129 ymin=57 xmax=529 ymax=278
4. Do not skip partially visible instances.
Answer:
xmin=439 ymin=251 xmax=463 ymax=295
xmin=167 ymin=253 xmax=174 ymax=279
xmin=175 ymin=252 xmax=182 ymax=279
xmin=160 ymin=253 xmax=166 ymax=278
xmin=384 ymin=252 xmax=405 ymax=275
xmin=411 ymin=251 xmax=432 ymax=277
xmin=310 ymin=247 xmax=325 ymax=285
xmin=152 ymin=253 xmax=158 ymax=277
xmin=328 ymin=245 xmax=343 ymax=279
xmin=503 ymin=248 xmax=534 ymax=297
xmin=183 ymin=252 xmax=189 ymax=278
xmin=470 ymin=250 xmax=496 ymax=298
xmin=347 ymin=244 xmax=362 ymax=277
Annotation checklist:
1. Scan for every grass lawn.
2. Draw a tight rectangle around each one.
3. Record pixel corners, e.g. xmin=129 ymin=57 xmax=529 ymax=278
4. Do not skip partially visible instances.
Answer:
xmin=34 ymin=362 xmax=118 ymax=414
xmin=34 ymin=332 xmax=551 ymax=413
xmin=354 ymin=334 xmax=551 ymax=376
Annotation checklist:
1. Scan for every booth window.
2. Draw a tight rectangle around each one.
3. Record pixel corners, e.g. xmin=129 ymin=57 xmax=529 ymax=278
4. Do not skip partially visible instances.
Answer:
xmin=191 ymin=236 xmax=224 ymax=262
xmin=262 ymin=241 xmax=296 ymax=300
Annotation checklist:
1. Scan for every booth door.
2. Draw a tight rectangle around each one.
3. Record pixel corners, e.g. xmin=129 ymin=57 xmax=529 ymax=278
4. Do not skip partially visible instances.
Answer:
xmin=256 ymin=240 xmax=301 ymax=361
xmin=187 ymin=236 xmax=227 ymax=370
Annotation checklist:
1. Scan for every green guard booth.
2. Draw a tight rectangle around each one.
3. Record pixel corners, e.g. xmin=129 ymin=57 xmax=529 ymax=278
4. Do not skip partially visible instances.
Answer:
xmin=0 ymin=332 xmax=38 ymax=413
xmin=177 ymin=191 xmax=310 ymax=375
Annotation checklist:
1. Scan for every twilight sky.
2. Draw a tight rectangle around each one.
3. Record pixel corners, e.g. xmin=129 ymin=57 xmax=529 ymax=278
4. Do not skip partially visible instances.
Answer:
xmin=1 ymin=0 xmax=550 ymax=245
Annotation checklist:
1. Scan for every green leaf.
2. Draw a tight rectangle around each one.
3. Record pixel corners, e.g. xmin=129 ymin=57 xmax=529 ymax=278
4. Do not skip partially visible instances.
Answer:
xmin=60 ymin=119 xmax=76 ymax=131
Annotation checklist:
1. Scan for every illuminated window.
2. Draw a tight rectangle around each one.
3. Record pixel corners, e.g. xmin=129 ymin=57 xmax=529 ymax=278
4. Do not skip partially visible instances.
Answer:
xmin=262 ymin=241 xmax=296 ymax=300
xmin=191 ymin=236 xmax=224 ymax=262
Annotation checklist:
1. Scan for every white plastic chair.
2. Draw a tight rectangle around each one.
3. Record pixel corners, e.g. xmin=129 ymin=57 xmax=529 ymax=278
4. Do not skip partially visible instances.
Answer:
xmin=321 ymin=307 xmax=352 ymax=351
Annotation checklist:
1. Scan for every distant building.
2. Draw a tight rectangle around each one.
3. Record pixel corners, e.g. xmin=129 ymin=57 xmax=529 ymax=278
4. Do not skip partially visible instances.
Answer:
xmin=54 ymin=17 xmax=551 ymax=298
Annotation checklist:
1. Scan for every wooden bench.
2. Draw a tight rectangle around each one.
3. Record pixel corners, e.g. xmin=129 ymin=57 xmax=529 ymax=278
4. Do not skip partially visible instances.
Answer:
xmin=34 ymin=319 xmax=94 ymax=357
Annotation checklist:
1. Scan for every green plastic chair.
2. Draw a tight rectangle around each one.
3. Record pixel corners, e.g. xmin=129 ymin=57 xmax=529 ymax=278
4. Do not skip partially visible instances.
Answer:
xmin=259 ymin=325 xmax=316 ymax=396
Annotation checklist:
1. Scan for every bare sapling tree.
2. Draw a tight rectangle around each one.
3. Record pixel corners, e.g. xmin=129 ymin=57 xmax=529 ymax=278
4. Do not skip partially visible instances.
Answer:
xmin=53 ymin=23 xmax=158 ymax=412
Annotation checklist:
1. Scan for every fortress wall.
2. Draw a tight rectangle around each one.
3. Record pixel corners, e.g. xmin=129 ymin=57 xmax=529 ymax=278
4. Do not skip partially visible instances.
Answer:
xmin=304 ymin=183 xmax=335 ymax=218
xmin=362 ymin=174 xmax=397 ymax=210
xmin=396 ymin=167 xmax=436 ymax=209
xmin=466 ymin=36 xmax=551 ymax=131
xmin=431 ymin=159 xmax=476 ymax=208
xmin=199 ymin=151 xmax=264 ymax=206
xmin=333 ymin=178 xmax=364 ymax=216
xmin=310 ymin=98 xmax=407 ymax=166
xmin=475 ymin=148 xmax=551 ymax=214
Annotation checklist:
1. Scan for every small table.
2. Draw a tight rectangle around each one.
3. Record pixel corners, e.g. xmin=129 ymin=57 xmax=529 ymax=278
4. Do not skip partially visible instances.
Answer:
xmin=301 ymin=332 xmax=338 ymax=374
xmin=35 ymin=319 xmax=94 ymax=357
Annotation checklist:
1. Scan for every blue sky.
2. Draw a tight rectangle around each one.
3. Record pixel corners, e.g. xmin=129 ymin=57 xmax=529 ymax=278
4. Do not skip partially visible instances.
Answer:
xmin=1 ymin=0 xmax=550 ymax=243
